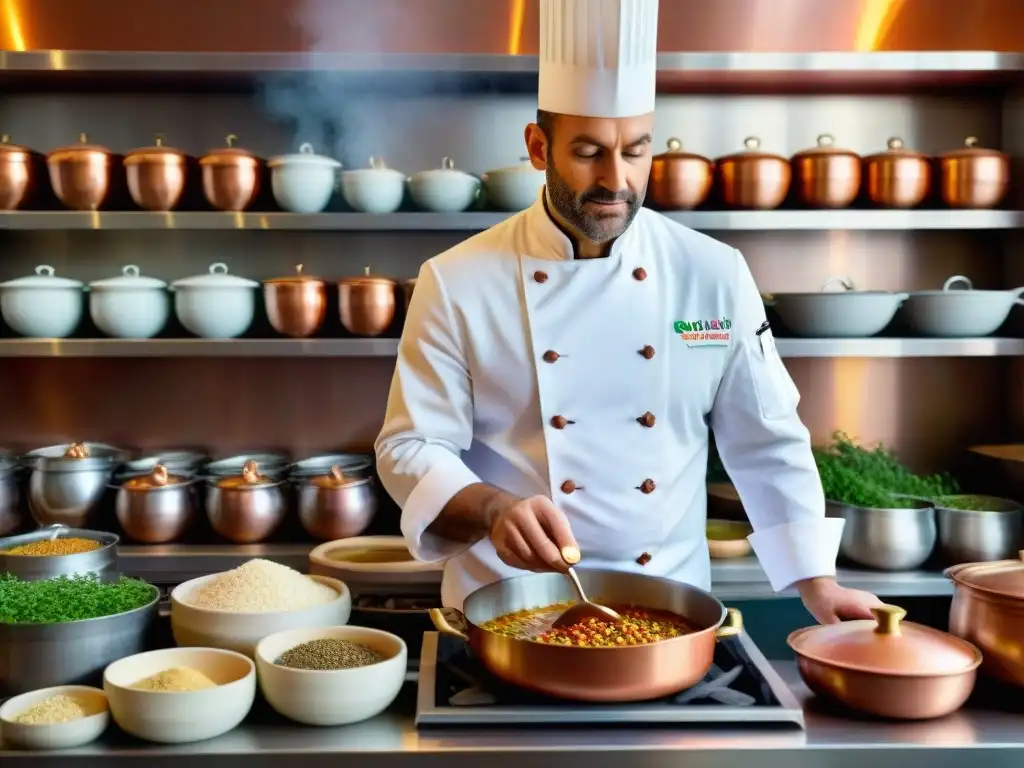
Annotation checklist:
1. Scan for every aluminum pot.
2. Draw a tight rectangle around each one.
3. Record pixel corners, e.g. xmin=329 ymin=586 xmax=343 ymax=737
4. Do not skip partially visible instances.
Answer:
xmin=0 ymin=585 xmax=159 ymax=697
xmin=791 ymin=134 xmax=861 ymax=209
xmin=864 ymin=137 xmax=931 ymax=208
xmin=0 ymin=453 xmax=22 ymax=536
xmin=338 ymin=267 xmax=397 ymax=337
xmin=205 ymin=460 xmax=286 ymax=543
xmin=788 ymin=604 xmax=980 ymax=720
xmin=27 ymin=443 xmax=120 ymax=528
xmin=124 ymin=134 xmax=187 ymax=212
xmin=0 ymin=525 xmax=119 ymax=582
xmin=902 ymin=275 xmax=1023 ymax=338
xmin=428 ymin=569 xmax=744 ymax=702
xmin=938 ymin=137 xmax=1009 ymax=209
xmin=946 ymin=553 xmax=1024 ymax=685
xmin=200 ymin=134 xmax=260 ymax=212
xmin=826 ymin=498 xmax=936 ymax=571
xmin=296 ymin=465 xmax=378 ymax=541
xmin=20 ymin=442 xmax=128 ymax=470
xmin=115 ymin=464 xmax=196 ymax=544
xmin=935 ymin=495 xmax=1024 ymax=565
xmin=264 ymin=264 xmax=327 ymax=339
xmin=647 ymin=138 xmax=712 ymax=210
xmin=0 ymin=134 xmax=32 ymax=210
xmin=714 ymin=137 xmax=790 ymax=210
xmin=764 ymin=275 xmax=906 ymax=338
xmin=47 ymin=133 xmax=112 ymax=211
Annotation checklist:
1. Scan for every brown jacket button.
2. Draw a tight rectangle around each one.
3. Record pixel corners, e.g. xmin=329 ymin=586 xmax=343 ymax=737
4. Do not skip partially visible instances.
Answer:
xmin=638 ymin=478 xmax=656 ymax=494
xmin=636 ymin=552 xmax=652 ymax=566
xmin=632 ymin=267 xmax=647 ymax=281
xmin=560 ymin=480 xmax=577 ymax=494
xmin=639 ymin=345 xmax=655 ymax=359
xmin=534 ymin=270 xmax=549 ymax=284
xmin=637 ymin=411 xmax=656 ymax=428
xmin=550 ymin=415 xmax=573 ymax=429
xmin=542 ymin=350 xmax=560 ymax=363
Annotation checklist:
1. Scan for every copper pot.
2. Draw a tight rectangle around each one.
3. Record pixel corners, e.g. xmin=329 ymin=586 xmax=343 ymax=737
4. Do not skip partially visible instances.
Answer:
xmin=115 ymin=463 xmax=197 ymax=544
xmin=788 ymin=604 xmax=980 ymax=720
xmin=863 ymin=137 xmax=931 ymax=208
xmin=338 ymin=267 xmax=397 ymax=338
xmin=264 ymin=264 xmax=327 ymax=338
xmin=647 ymin=138 xmax=712 ymax=210
xmin=938 ymin=136 xmax=1009 ymax=209
xmin=791 ymin=134 xmax=862 ymax=209
xmin=0 ymin=135 xmax=32 ymax=210
xmin=205 ymin=460 xmax=286 ymax=544
xmin=47 ymin=133 xmax=111 ymax=211
xmin=715 ymin=137 xmax=790 ymax=210
xmin=401 ymin=278 xmax=417 ymax=312
xmin=430 ymin=570 xmax=743 ymax=702
xmin=947 ymin=552 xmax=1024 ymax=686
xmin=124 ymin=134 xmax=187 ymax=212
xmin=199 ymin=134 xmax=260 ymax=212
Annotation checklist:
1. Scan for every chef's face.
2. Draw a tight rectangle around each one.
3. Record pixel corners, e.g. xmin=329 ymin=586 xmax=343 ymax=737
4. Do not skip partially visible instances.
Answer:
xmin=526 ymin=111 xmax=654 ymax=245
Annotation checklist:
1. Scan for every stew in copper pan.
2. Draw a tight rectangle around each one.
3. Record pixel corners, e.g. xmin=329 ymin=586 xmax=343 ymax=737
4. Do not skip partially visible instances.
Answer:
xmin=483 ymin=602 xmax=696 ymax=646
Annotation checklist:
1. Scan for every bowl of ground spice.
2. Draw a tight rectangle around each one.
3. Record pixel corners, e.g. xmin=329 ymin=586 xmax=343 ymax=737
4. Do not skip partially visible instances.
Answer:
xmin=0 ymin=685 xmax=109 ymax=750
xmin=0 ymin=526 xmax=119 ymax=583
xmin=103 ymin=647 xmax=255 ymax=744
xmin=255 ymin=625 xmax=407 ymax=726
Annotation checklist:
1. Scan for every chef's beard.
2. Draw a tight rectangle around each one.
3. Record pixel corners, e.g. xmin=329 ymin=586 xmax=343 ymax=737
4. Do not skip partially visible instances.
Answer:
xmin=545 ymin=163 xmax=645 ymax=244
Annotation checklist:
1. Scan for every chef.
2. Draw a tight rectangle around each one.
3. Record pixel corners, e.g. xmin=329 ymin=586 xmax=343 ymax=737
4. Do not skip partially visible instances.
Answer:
xmin=375 ymin=0 xmax=882 ymax=625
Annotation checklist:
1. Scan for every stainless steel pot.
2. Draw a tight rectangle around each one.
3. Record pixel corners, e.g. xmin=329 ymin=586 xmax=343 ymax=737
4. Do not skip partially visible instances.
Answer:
xmin=826 ymin=499 xmax=936 ymax=571
xmin=0 ymin=525 xmax=119 ymax=582
xmin=763 ymin=275 xmax=907 ymax=338
xmin=205 ymin=460 xmax=286 ymax=543
xmin=115 ymin=464 xmax=197 ymax=544
xmin=296 ymin=466 xmax=378 ymax=541
xmin=289 ymin=453 xmax=373 ymax=480
xmin=0 ymin=454 xmax=22 ymax=536
xmin=20 ymin=442 xmax=128 ymax=470
xmin=935 ymin=495 xmax=1024 ymax=564
xmin=0 ymin=584 xmax=159 ymax=697
xmin=26 ymin=443 xmax=120 ymax=528
xmin=902 ymin=275 xmax=1024 ymax=338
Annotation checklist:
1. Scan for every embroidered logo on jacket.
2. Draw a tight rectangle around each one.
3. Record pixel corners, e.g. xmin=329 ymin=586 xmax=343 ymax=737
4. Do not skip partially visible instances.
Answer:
xmin=673 ymin=317 xmax=731 ymax=346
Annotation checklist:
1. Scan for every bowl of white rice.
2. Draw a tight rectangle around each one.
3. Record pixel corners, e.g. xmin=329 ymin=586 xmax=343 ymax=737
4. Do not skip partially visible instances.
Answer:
xmin=170 ymin=559 xmax=351 ymax=658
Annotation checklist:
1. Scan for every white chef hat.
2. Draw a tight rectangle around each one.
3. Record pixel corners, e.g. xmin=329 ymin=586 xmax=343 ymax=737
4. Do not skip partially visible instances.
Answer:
xmin=538 ymin=0 xmax=659 ymax=119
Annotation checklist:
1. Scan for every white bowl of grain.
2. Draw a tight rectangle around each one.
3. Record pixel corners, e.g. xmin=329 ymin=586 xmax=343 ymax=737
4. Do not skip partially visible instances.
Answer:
xmin=255 ymin=625 xmax=407 ymax=726
xmin=103 ymin=647 xmax=255 ymax=744
xmin=0 ymin=685 xmax=109 ymax=749
xmin=170 ymin=558 xmax=351 ymax=657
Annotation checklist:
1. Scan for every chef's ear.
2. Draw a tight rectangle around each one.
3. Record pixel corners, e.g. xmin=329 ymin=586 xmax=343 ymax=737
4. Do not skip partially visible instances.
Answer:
xmin=524 ymin=122 xmax=550 ymax=172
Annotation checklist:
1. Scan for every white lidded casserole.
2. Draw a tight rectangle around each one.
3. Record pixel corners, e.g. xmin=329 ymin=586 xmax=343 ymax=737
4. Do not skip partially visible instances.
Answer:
xmin=0 ymin=265 xmax=84 ymax=338
xmin=89 ymin=264 xmax=169 ymax=339
xmin=482 ymin=158 xmax=545 ymax=211
xmin=340 ymin=156 xmax=405 ymax=214
xmin=171 ymin=262 xmax=258 ymax=339
xmin=268 ymin=143 xmax=341 ymax=214
xmin=408 ymin=157 xmax=480 ymax=213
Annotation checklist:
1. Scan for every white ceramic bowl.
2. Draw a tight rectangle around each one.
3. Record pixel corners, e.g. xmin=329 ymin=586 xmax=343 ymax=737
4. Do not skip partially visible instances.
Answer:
xmin=0 ymin=265 xmax=84 ymax=338
xmin=104 ymin=647 xmax=255 ymax=744
xmin=170 ymin=572 xmax=351 ymax=658
xmin=483 ymin=160 xmax=545 ymax=211
xmin=340 ymin=161 xmax=405 ymax=214
xmin=0 ymin=685 xmax=109 ymax=750
xmin=255 ymin=625 xmax=407 ymax=726
xmin=308 ymin=535 xmax=443 ymax=591
xmin=408 ymin=158 xmax=480 ymax=213
xmin=89 ymin=265 xmax=170 ymax=339
xmin=269 ymin=143 xmax=341 ymax=214
xmin=171 ymin=262 xmax=258 ymax=339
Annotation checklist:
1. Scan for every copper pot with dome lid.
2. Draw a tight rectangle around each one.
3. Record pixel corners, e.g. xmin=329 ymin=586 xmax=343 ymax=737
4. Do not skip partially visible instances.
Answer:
xmin=264 ymin=264 xmax=327 ymax=338
xmin=0 ymin=134 xmax=32 ymax=210
xmin=787 ymin=604 xmax=980 ymax=719
xmin=647 ymin=138 xmax=712 ymax=210
xmin=864 ymin=137 xmax=931 ymax=208
xmin=715 ymin=137 xmax=791 ymax=210
xmin=124 ymin=134 xmax=188 ymax=212
xmin=938 ymin=136 xmax=1009 ymax=209
xmin=47 ymin=133 xmax=112 ymax=211
xmin=115 ymin=463 xmax=197 ymax=544
xmin=296 ymin=465 xmax=379 ymax=541
xmin=199 ymin=134 xmax=261 ymax=212
xmin=205 ymin=459 xmax=286 ymax=544
xmin=338 ymin=266 xmax=397 ymax=337
xmin=791 ymin=134 xmax=862 ymax=208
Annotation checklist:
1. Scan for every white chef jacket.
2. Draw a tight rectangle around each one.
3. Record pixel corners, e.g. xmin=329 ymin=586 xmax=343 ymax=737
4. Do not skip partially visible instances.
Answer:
xmin=375 ymin=191 xmax=844 ymax=610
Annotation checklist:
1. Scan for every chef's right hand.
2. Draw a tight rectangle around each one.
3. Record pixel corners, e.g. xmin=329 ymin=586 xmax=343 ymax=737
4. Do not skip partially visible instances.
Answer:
xmin=489 ymin=495 xmax=578 ymax=572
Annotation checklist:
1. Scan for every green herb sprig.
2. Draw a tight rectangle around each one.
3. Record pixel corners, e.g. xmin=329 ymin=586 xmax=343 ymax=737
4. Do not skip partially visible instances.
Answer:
xmin=0 ymin=573 xmax=156 ymax=624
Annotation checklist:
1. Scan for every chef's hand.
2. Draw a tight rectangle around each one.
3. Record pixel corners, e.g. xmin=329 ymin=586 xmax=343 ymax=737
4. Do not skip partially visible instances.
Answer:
xmin=796 ymin=577 xmax=884 ymax=625
xmin=489 ymin=495 xmax=578 ymax=572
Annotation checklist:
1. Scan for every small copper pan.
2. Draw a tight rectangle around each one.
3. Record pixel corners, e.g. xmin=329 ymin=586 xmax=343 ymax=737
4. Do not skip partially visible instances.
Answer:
xmin=338 ymin=267 xmax=397 ymax=338
xmin=264 ymin=264 xmax=327 ymax=339
xmin=938 ymin=137 xmax=1009 ymax=209
xmin=0 ymin=135 xmax=32 ymax=210
xmin=863 ymin=137 xmax=931 ymax=209
xmin=791 ymin=134 xmax=861 ymax=209
xmin=715 ymin=137 xmax=791 ymax=210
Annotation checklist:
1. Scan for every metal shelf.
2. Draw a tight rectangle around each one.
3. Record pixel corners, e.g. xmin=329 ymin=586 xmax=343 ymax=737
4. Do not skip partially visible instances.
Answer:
xmin=2 ymin=338 xmax=1021 ymax=359
xmin=0 ymin=210 xmax=1018 ymax=232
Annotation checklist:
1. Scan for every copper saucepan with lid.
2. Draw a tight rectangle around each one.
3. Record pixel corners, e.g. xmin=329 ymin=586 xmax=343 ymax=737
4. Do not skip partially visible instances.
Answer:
xmin=429 ymin=569 xmax=744 ymax=702
xmin=0 ymin=134 xmax=32 ymax=210
xmin=788 ymin=604 xmax=980 ymax=719
xmin=715 ymin=136 xmax=791 ymax=210
xmin=647 ymin=138 xmax=713 ymax=210
xmin=791 ymin=133 xmax=862 ymax=208
xmin=863 ymin=137 xmax=931 ymax=208
xmin=47 ymin=133 xmax=112 ymax=211
xmin=938 ymin=136 xmax=1009 ymax=209
xmin=124 ymin=134 xmax=188 ymax=212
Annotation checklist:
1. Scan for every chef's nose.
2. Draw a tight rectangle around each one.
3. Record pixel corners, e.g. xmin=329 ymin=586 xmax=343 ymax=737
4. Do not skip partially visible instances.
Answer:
xmin=600 ymin=155 xmax=629 ymax=194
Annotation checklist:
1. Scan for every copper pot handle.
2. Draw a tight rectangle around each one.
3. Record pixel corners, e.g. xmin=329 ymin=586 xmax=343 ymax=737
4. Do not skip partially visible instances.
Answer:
xmin=429 ymin=608 xmax=470 ymax=642
xmin=715 ymin=607 xmax=744 ymax=639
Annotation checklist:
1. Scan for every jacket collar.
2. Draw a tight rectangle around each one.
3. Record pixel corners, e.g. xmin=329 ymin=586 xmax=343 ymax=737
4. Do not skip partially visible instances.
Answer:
xmin=523 ymin=187 xmax=640 ymax=263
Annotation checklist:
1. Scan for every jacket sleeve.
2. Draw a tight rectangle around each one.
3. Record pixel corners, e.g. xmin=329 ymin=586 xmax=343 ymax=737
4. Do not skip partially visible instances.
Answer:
xmin=709 ymin=250 xmax=845 ymax=592
xmin=374 ymin=261 xmax=482 ymax=563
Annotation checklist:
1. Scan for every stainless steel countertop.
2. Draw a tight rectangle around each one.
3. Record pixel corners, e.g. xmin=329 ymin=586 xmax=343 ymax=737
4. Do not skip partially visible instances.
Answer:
xmin=2 ymin=664 xmax=1021 ymax=768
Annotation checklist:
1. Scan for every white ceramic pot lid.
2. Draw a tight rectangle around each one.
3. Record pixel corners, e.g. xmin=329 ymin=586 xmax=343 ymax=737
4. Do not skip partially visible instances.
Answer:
xmin=89 ymin=264 xmax=167 ymax=289
xmin=171 ymin=262 xmax=259 ymax=289
xmin=412 ymin=157 xmax=477 ymax=182
xmin=268 ymin=142 xmax=341 ymax=169
xmin=341 ymin=156 xmax=405 ymax=179
xmin=0 ymin=264 xmax=83 ymax=289
xmin=486 ymin=157 xmax=539 ymax=175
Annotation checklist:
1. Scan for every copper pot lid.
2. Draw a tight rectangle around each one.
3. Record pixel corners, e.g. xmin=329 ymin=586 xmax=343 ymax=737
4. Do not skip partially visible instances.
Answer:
xmin=717 ymin=136 xmax=786 ymax=163
xmin=864 ymin=137 xmax=926 ymax=160
xmin=652 ymin=138 xmax=710 ymax=165
xmin=792 ymin=133 xmax=859 ymax=159
xmin=48 ymin=133 xmax=111 ymax=163
xmin=310 ymin=465 xmax=370 ymax=489
xmin=0 ymin=134 xmax=30 ymax=162
xmin=200 ymin=134 xmax=258 ymax=166
xmin=339 ymin=266 xmax=397 ymax=287
xmin=125 ymin=134 xmax=187 ymax=165
xmin=940 ymin=136 xmax=1008 ymax=161
xmin=946 ymin=551 xmax=1024 ymax=599
xmin=122 ymin=463 xmax=189 ymax=491
xmin=215 ymin=459 xmax=280 ymax=489
xmin=265 ymin=263 xmax=325 ymax=285
xmin=788 ymin=604 xmax=981 ymax=676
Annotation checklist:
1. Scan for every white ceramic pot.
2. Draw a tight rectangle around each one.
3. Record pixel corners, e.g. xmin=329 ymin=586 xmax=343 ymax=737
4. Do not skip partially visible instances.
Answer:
xmin=483 ymin=158 xmax=546 ymax=211
xmin=765 ymin=275 xmax=908 ymax=338
xmin=340 ymin=157 xmax=405 ymax=214
xmin=268 ymin=143 xmax=341 ymax=214
xmin=171 ymin=263 xmax=258 ymax=339
xmin=88 ymin=265 xmax=169 ymax=339
xmin=902 ymin=275 xmax=1024 ymax=338
xmin=0 ymin=265 xmax=84 ymax=338
xmin=408 ymin=157 xmax=480 ymax=213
